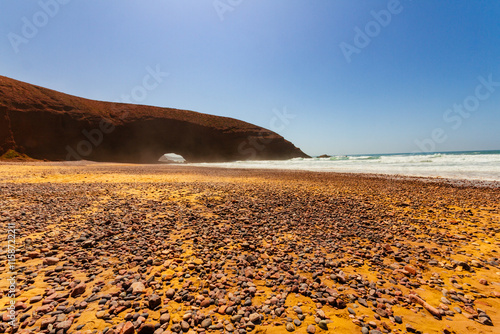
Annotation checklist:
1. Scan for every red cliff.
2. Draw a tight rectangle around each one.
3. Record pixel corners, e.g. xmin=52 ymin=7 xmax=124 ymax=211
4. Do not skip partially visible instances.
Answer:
xmin=0 ymin=76 xmax=309 ymax=163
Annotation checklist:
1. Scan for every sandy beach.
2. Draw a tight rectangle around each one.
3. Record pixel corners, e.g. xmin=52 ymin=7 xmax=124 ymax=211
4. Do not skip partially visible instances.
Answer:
xmin=1 ymin=162 xmax=499 ymax=334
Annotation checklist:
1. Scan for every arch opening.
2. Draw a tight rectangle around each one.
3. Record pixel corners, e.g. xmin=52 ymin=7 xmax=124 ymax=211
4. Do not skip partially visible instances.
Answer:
xmin=158 ymin=153 xmax=186 ymax=163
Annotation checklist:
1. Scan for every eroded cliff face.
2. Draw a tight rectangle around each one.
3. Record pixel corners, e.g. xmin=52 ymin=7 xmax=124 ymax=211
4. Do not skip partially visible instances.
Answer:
xmin=0 ymin=76 xmax=309 ymax=163
xmin=0 ymin=106 xmax=15 ymax=155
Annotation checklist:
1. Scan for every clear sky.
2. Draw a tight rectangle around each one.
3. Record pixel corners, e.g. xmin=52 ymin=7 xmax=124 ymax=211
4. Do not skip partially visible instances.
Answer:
xmin=1 ymin=0 xmax=499 ymax=156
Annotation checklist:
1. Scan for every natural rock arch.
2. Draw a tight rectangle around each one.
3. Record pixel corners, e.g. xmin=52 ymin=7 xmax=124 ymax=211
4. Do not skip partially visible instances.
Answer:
xmin=0 ymin=76 xmax=309 ymax=163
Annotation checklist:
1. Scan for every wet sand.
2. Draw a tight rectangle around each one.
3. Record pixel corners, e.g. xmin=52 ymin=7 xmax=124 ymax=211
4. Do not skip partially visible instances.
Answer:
xmin=0 ymin=162 xmax=499 ymax=334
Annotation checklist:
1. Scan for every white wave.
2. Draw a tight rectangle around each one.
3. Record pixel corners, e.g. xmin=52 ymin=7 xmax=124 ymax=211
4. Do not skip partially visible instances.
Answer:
xmin=188 ymin=153 xmax=500 ymax=182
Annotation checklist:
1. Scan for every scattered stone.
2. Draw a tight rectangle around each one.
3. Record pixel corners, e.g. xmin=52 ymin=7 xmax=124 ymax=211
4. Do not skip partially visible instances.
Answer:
xmin=440 ymin=297 xmax=451 ymax=305
xmin=249 ymin=313 xmax=260 ymax=324
xmin=404 ymin=265 xmax=417 ymax=275
xmin=44 ymin=257 xmax=60 ymax=265
xmin=148 ymin=294 xmax=161 ymax=309
xmin=201 ymin=318 xmax=212 ymax=328
xmin=318 ymin=320 xmax=328 ymax=330
xmin=478 ymin=316 xmax=493 ymax=326
xmin=121 ymin=321 xmax=135 ymax=334
xmin=138 ymin=323 xmax=155 ymax=334
xmin=180 ymin=321 xmax=190 ymax=331
xmin=170 ymin=324 xmax=181 ymax=332
xmin=55 ymin=319 xmax=73 ymax=331
xmin=405 ymin=323 xmax=416 ymax=332
xmin=71 ymin=283 xmax=87 ymax=297
xmin=131 ymin=282 xmax=146 ymax=294
xmin=165 ymin=288 xmax=175 ymax=299
xmin=358 ymin=298 xmax=368 ymax=308
xmin=29 ymin=295 xmax=43 ymax=304
xmin=159 ymin=313 xmax=170 ymax=324
xmin=479 ymin=279 xmax=488 ymax=285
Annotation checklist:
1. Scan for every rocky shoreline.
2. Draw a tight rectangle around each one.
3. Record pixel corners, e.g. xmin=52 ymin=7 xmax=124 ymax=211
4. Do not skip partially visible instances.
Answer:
xmin=0 ymin=163 xmax=499 ymax=334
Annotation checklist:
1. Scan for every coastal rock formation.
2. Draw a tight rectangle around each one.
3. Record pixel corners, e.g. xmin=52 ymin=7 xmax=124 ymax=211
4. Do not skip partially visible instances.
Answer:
xmin=0 ymin=75 xmax=309 ymax=163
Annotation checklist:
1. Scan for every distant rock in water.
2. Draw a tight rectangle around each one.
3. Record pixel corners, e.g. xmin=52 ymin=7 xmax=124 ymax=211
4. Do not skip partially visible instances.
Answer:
xmin=0 ymin=76 xmax=309 ymax=163
xmin=318 ymin=154 xmax=331 ymax=158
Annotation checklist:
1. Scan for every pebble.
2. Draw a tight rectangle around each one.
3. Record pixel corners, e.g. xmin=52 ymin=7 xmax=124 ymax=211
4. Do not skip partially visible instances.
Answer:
xmin=249 ymin=313 xmax=260 ymax=324
xmin=165 ymin=288 xmax=175 ymax=299
xmin=180 ymin=321 xmax=190 ymax=331
xmin=120 ymin=321 xmax=135 ymax=334
xmin=138 ymin=323 xmax=155 ymax=334
xmin=318 ymin=320 xmax=328 ymax=330
xmin=375 ymin=308 xmax=387 ymax=318
xmin=71 ymin=283 xmax=87 ymax=297
xmin=44 ymin=257 xmax=60 ymax=265
xmin=306 ymin=324 xmax=316 ymax=334
xmin=478 ymin=316 xmax=493 ymax=326
xmin=404 ymin=265 xmax=417 ymax=275
xmin=29 ymin=295 xmax=43 ymax=304
xmin=358 ymin=298 xmax=368 ymax=308
xmin=405 ymin=323 xmax=416 ymax=332
xmin=159 ymin=313 xmax=170 ymax=324
xmin=131 ymin=282 xmax=145 ymax=294
xmin=201 ymin=318 xmax=212 ymax=328
xmin=231 ymin=315 xmax=242 ymax=323
xmin=440 ymin=297 xmax=451 ymax=305
xmin=170 ymin=323 xmax=181 ymax=332
xmin=148 ymin=294 xmax=161 ymax=309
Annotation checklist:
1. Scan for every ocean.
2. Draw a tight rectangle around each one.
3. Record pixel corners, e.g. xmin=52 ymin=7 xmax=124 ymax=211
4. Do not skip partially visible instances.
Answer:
xmin=188 ymin=150 xmax=500 ymax=182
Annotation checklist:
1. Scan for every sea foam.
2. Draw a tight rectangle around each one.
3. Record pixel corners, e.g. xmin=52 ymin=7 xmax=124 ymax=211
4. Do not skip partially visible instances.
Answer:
xmin=188 ymin=151 xmax=500 ymax=182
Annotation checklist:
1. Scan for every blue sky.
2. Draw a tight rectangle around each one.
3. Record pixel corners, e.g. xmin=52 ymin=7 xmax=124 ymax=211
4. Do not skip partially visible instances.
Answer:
xmin=1 ymin=0 xmax=499 ymax=156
